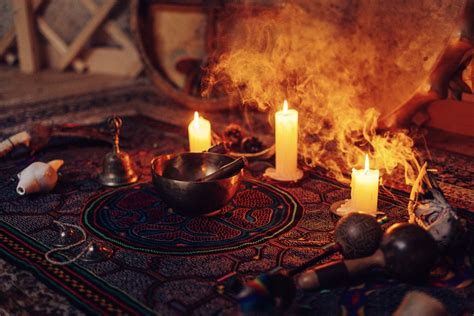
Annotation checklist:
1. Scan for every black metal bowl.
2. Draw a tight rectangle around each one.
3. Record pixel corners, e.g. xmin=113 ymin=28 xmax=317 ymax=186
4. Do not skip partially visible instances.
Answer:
xmin=151 ymin=152 xmax=243 ymax=216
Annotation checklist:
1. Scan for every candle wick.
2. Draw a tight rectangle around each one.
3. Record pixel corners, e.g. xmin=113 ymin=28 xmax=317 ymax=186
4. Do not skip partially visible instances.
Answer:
xmin=193 ymin=111 xmax=200 ymax=128
xmin=283 ymin=100 xmax=289 ymax=113
xmin=364 ymin=154 xmax=370 ymax=174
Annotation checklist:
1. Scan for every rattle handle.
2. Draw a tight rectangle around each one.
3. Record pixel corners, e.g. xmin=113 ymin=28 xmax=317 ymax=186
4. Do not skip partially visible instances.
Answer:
xmin=288 ymin=243 xmax=341 ymax=277
xmin=108 ymin=116 xmax=122 ymax=154
xmin=297 ymin=249 xmax=385 ymax=290
xmin=0 ymin=131 xmax=31 ymax=158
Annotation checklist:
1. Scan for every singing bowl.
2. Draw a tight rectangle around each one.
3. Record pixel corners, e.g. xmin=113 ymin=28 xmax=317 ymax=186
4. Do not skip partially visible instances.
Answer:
xmin=151 ymin=152 xmax=243 ymax=216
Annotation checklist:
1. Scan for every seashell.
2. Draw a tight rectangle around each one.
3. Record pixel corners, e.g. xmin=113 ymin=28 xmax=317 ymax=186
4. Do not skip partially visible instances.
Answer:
xmin=16 ymin=160 xmax=64 ymax=195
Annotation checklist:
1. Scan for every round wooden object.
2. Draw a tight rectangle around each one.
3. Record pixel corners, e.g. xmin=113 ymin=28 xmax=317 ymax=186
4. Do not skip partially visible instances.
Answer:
xmin=130 ymin=0 xmax=234 ymax=111
xmin=382 ymin=223 xmax=438 ymax=281
xmin=334 ymin=212 xmax=382 ymax=259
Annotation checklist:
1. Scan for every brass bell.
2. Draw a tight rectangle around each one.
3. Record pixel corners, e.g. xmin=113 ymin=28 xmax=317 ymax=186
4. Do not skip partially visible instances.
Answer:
xmin=99 ymin=116 xmax=138 ymax=186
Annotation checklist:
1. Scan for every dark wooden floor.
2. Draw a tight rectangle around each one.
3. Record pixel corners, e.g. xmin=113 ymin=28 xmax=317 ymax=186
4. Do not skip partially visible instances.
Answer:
xmin=0 ymin=65 xmax=134 ymax=108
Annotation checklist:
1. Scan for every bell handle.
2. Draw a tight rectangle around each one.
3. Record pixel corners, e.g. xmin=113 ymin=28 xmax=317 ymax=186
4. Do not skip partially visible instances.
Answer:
xmin=108 ymin=116 xmax=122 ymax=154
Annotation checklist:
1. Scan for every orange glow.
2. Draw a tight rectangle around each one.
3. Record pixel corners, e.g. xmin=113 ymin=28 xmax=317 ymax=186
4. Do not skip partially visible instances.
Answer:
xmin=204 ymin=3 xmax=433 ymax=184
xmin=283 ymin=100 xmax=288 ymax=113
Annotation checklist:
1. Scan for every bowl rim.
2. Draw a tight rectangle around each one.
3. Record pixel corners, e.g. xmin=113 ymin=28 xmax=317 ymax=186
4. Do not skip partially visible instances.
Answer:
xmin=150 ymin=152 xmax=243 ymax=184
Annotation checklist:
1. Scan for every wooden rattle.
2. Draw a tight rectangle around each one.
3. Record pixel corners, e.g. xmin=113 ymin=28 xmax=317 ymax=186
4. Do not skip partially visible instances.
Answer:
xmin=297 ymin=223 xmax=438 ymax=290
xmin=239 ymin=212 xmax=385 ymax=314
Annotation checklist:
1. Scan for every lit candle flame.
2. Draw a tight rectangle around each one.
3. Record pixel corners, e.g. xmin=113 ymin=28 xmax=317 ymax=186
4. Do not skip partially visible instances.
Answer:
xmin=193 ymin=111 xmax=200 ymax=128
xmin=283 ymin=100 xmax=288 ymax=113
xmin=364 ymin=154 xmax=370 ymax=173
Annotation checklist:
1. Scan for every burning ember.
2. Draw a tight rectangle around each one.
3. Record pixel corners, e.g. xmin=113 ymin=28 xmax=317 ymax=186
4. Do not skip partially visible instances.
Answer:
xmin=204 ymin=1 xmax=463 ymax=184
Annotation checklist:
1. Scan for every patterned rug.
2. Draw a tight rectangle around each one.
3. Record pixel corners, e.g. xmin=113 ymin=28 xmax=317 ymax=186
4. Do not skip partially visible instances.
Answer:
xmin=0 ymin=115 xmax=473 ymax=315
xmin=82 ymin=181 xmax=302 ymax=255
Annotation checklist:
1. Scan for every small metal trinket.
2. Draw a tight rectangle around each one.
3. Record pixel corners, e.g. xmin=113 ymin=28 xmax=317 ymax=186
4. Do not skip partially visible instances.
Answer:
xmin=53 ymin=223 xmax=83 ymax=247
xmin=99 ymin=116 xmax=138 ymax=186
xmin=80 ymin=241 xmax=114 ymax=263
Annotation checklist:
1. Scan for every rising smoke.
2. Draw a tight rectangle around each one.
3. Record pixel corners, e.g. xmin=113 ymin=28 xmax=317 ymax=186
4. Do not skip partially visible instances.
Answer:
xmin=204 ymin=1 xmax=463 ymax=184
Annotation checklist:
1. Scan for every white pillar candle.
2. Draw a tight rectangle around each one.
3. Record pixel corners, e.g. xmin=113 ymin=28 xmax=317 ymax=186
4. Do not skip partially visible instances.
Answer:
xmin=275 ymin=100 xmax=299 ymax=180
xmin=350 ymin=154 xmax=379 ymax=215
xmin=188 ymin=112 xmax=211 ymax=152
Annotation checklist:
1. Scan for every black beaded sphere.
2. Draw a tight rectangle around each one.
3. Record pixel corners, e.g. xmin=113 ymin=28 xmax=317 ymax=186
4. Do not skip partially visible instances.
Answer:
xmin=381 ymin=223 xmax=438 ymax=281
xmin=334 ymin=212 xmax=382 ymax=259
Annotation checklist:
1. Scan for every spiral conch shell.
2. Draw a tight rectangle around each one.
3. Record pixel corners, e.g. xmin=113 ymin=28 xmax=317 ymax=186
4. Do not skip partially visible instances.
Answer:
xmin=17 ymin=160 xmax=64 ymax=195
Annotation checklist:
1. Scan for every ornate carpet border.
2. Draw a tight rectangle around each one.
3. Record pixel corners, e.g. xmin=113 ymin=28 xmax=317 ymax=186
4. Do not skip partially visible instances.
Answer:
xmin=81 ymin=180 xmax=303 ymax=256
xmin=0 ymin=221 xmax=154 ymax=315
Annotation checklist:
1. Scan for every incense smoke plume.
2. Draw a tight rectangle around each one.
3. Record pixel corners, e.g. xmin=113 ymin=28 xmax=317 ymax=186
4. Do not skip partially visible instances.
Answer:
xmin=204 ymin=1 xmax=462 ymax=184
